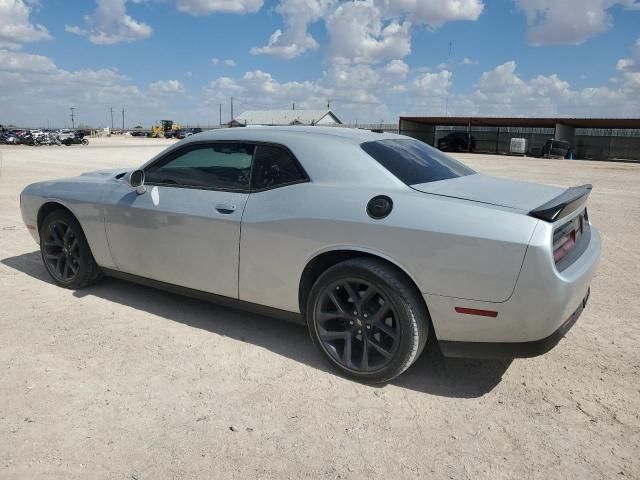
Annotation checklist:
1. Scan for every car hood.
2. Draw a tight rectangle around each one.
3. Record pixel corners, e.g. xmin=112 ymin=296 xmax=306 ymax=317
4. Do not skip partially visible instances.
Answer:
xmin=411 ymin=173 xmax=566 ymax=212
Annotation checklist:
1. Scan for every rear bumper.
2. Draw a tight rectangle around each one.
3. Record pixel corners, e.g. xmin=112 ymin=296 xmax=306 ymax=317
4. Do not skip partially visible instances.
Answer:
xmin=426 ymin=220 xmax=601 ymax=350
xmin=439 ymin=288 xmax=589 ymax=358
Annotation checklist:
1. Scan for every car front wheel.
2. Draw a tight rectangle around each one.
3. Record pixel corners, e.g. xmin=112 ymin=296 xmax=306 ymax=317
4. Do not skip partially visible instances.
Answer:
xmin=40 ymin=210 xmax=103 ymax=289
xmin=307 ymin=258 xmax=429 ymax=383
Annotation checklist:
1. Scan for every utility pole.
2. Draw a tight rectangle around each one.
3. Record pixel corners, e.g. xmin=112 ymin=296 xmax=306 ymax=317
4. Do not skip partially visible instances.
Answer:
xmin=230 ymin=96 xmax=234 ymax=122
xmin=110 ymin=107 xmax=114 ymax=130
xmin=327 ymin=99 xmax=331 ymax=110
xmin=122 ymin=108 xmax=125 ymax=130
xmin=292 ymin=103 xmax=295 ymax=111
xmin=70 ymin=107 xmax=76 ymax=129
xmin=445 ymin=40 xmax=453 ymax=116
xmin=218 ymin=103 xmax=222 ymax=125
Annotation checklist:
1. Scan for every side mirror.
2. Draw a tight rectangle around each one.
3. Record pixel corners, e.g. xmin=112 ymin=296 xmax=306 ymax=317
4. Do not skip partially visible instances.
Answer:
xmin=127 ymin=169 xmax=146 ymax=194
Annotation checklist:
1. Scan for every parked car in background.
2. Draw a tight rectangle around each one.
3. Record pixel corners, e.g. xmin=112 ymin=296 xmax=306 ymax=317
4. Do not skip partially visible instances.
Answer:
xmin=541 ymin=139 xmax=571 ymax=159
xmin=437 ymin=131 xmax=476 ymax=152
xmin=61 ymin=132 xmax=89 ymax=146
xmin=20 ymin=127 xmax=600 ymax=383
xmin=129 ymin=130 xmax=147 ymax=137
xmin=56 ymin=129 xmax=76 ymax=141
xmin=170 ymin=128 xmax=203 ymax=140
xmin=175 ymin=129 xmax=192 ymax=139
xmin=0 ymin=132 xmax=19 ymax=144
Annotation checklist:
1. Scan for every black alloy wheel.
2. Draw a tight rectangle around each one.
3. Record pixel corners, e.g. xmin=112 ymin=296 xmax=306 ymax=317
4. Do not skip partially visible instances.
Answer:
xmin=308 ymin=258 xmax=429 ymax=383
xmin=40 ymin=210 xmax=103 ymax=289
xmin=314 ymin=278 xmax=401 ymax=372
xmin=43 ymin=220 xmax=80 ymax=282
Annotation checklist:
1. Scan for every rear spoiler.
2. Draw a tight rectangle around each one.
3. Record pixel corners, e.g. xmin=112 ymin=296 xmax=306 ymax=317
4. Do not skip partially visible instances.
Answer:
xmin=528 ymin=184 xmax=592 ymax=222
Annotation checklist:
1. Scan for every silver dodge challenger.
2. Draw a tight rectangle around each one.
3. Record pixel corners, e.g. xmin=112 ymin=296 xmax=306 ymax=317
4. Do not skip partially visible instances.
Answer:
xmin=20 ymin=127 xmax=601 ymax=382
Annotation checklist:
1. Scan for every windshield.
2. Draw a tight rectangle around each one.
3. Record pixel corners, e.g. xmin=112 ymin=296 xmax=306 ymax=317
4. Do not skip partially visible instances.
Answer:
xmin=361 ymin=138 xmax=475 ymax=185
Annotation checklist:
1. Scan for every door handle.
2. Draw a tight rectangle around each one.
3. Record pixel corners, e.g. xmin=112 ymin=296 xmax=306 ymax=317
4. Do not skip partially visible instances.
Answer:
xmin=215 ymin=202 xmax=237 ymax=214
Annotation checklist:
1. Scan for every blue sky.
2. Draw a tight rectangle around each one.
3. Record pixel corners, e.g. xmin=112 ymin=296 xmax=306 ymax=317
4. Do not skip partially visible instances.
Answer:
xmin=1 ymin=0 xmax=639 ymax=127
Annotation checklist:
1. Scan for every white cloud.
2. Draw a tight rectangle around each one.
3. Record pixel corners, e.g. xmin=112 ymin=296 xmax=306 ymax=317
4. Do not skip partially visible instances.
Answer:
xmin=64 ymin=25 xmax=88 ymax=36
xmin=198 ymin=53 xmax=640 ymax=123
xmin=0 ymin=48 xmax=56 ymax=73
xmin=326 ymin=1 xmax=411 ymax=64
xmin=252 ymin=0 xmax=484 ymax=61
xmin=3 ymin=45 xmax=639 ymax=126
xmin=444 ymin=60 xmax=640 ymax=117
xmin=379 ymin=0 xmax=484 ymax=26
xmin=203 ymin=70 xmax=318 ymax=112
xmin=175 ymin=0 xmax=263 ymax=15
xmin=67 ymin=0 xmax=266 ymax=45
xmin=617 ymin=37 xmax=640 ymax=72
xmin=0 ymin=0 xmax=52 ymax=50
xmin=460 ymin=57 xmax=477 ymax=65
xmin=515 ymin=0 xmax=640 ymax=46
xmin=212 ymin=58 xmax=235 ymax=66
xmin=382 ymin=59 xmax=409 ymax=81
xmin=0 ymin=49 xmax=144 ymax=125
xmin=200 ymin=62 xmax=409 ymax=122
xmin=250 ymin=28 xmax=318 ymax=60
xmin=250 ymin=0 xmax=333 ymax=59
xmin=149 ymin=79 xmax=185 ymax=94
xmin=411 ymin=70 xmax=450 ymax=96
xmin=407 ymin=69 xmax=452 ymax=112
xmin=66 ymin=0 xmax=152 ymax=45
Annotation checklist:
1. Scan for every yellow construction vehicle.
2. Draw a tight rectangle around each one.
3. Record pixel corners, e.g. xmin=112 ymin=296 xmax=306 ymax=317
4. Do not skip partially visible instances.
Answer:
xmin=150 ymin=120 xmax=182 ymax=138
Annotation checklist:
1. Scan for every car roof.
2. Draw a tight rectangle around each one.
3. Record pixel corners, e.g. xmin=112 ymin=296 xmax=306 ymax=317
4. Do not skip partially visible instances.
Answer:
xmin=183 ymin=125 xmax=403 ymax=145
xmin=142 ymin=126 xmax=412 ymax=190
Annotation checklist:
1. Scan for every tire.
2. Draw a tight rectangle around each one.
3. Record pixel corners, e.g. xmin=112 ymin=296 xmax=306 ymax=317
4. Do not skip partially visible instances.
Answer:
xmin=307 ymin=258 xmax=429 ymax=383
xmin=40 ymin=209 xmax=103 ymax=289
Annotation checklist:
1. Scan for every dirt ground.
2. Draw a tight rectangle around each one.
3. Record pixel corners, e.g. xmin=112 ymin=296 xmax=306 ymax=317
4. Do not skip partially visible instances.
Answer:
xmin=0 ymin=136 xmax=639 ymax=479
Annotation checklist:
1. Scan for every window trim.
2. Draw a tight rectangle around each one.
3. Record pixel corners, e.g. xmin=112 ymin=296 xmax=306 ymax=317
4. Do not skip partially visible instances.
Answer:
xmin=143 ymin=140 xmax=310 ymax=193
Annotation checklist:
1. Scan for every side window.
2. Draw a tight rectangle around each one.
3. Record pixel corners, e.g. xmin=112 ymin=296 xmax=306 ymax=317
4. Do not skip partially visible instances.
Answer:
xmin=145 ymin=143 xmax=254 ymax=191
xmin=251 ymin=145 xmax=306 ymax=190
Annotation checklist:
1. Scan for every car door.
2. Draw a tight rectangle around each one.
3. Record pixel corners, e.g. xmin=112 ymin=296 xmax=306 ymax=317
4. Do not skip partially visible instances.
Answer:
xmin=103 ymin=142 xmax=254 ymax=298
xmin=238 ymin=143 xmax=311 ymax=310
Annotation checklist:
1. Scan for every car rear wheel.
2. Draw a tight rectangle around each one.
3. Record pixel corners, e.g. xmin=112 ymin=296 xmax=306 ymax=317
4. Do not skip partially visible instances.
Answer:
xmin=307 ymin=258 xmax=429 ymax=383
xmin=40 ymin=210 xmax=103 ymax=289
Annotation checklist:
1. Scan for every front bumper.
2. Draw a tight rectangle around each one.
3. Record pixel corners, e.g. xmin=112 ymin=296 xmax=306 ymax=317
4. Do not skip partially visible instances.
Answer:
xmin=438 ymin=288 xmax=589 ymax=358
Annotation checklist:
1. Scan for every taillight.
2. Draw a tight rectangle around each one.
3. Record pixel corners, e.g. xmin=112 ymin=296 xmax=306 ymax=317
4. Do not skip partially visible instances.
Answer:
xmin=553 ymin=209 xmax=587 ymax=264
xmin=553 ymin=229 xmax=576 ymax=262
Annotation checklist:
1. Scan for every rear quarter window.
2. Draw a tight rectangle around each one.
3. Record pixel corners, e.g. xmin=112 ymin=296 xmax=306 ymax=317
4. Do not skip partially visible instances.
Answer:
xmin=361 ymin=138 xmax=475 ymax=185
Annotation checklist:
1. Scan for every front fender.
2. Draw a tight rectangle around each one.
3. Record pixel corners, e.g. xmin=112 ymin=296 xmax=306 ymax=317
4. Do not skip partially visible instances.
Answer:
xmin=20 ymin=180 xmax=120 ymax=269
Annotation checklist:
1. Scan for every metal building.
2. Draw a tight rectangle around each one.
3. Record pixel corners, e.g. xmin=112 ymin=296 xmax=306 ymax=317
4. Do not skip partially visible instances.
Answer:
xmin=399 ymin=117 xmax=640 ymax=161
